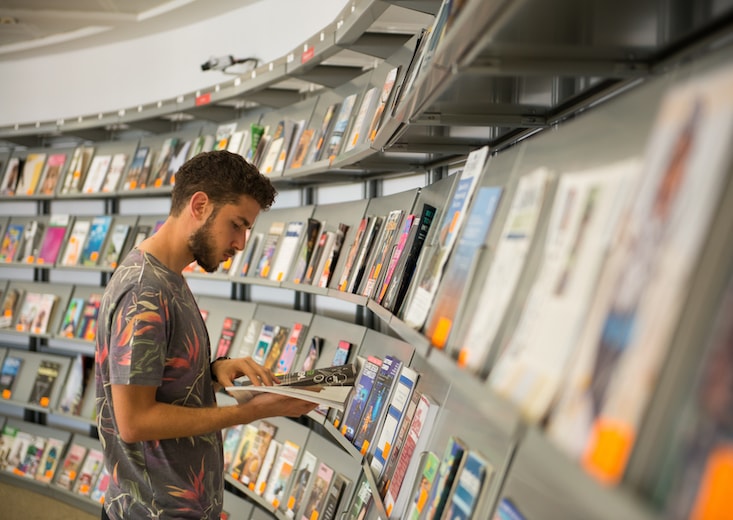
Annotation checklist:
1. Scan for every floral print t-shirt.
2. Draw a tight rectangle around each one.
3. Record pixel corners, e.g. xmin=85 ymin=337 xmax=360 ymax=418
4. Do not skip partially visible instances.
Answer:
xmin=95 ymin=249 xmax=223 ymax=519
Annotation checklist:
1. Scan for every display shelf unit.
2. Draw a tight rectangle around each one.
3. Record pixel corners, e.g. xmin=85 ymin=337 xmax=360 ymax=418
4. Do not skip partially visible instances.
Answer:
xmin=221 ymin=416 xmax=322 ymax=519
xmin=282 ymin=198 xmax=371 ymax=296
xmin=0 ymin=1 xmax=431 ymax=149
xmin=299 ymin=314 xmax=368 ymax=370
xmin=422 ymin=349 xmax=523 ymax=518
xmin=1 ymin=0 xmax=733 ymax=519
xmin=0 ymin=1 xmax=730 ymax=168
xmin=498 ymin=425 xmax=655 ymax=520
xmin=198 ymin=296 xmax=259 ymax=357
xmin=622 ymin=103 xmax=733 ymax=500
xmin=0 ymin=289 xmax=434 ymax=518
xmin=0 ymin=280 xmax=98 ymax=429
xmin=0 ymin=281 xmax=74 ymax=342
xmin=376 ymin=0 xmax=733 ymax=159
xmin=0 ymin=348 xmax=71 ymax=415
xmin=0 ymin=419 xmax=103 ymax=516
xmin=210 ymin=318 xmax=419 ymax=520
xmin=0 ymin=215 xmax=47 ymax=266
xmin=237 ymin=204 xmax=318 ymax=289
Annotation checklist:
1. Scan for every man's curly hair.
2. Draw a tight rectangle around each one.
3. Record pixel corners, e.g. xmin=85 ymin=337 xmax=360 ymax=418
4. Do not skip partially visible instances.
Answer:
xmin=170 ymin=150 xmax=277 ymax=216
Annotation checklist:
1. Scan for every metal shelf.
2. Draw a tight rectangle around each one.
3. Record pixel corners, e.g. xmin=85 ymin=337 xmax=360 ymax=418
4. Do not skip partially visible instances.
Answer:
xmin=0 ymin=0 xmax=425 ymax=148
xmin=384 ymin=0 xmax=733 ymax=154
xmin=498 ymin=426 xmax=662 ymax=520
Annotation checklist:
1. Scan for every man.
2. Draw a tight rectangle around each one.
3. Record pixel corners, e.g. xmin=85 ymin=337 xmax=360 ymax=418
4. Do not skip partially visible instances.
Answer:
xmin=95 ymin=150 xmax=317 ymax=519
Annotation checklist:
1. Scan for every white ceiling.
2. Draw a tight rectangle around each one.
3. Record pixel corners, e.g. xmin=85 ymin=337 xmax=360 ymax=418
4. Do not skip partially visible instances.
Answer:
xmin=0 ymin=0 xmax=259 ymax=61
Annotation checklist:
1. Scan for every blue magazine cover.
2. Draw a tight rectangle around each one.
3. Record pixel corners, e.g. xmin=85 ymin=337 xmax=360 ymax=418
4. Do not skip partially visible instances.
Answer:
xmin=81 ymin=215 xmax=112 ymax=266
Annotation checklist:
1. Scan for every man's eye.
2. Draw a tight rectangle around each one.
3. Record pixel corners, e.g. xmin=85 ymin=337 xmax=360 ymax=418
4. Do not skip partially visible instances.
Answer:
xmin=233 ymin=222 xmax=242 ymax=231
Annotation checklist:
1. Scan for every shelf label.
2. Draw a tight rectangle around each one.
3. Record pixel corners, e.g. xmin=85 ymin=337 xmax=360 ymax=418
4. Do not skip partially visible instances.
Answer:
xmin=195 ymin=92 xmax=211 ymax=106
xmin=302 ymin=47 xmax=315 ymax=64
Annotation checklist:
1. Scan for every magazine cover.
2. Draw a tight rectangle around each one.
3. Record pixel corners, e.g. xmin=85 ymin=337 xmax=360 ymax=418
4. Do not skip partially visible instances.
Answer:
xmin=28 ymin=359 xmax=62 ymax=408
xmin=80 ymin=215 xmax=112 ymax=266
xmin=37 ymin=153 xmax=68 ymax=196
xmin=0 ymin=356 xmax=23 ymax=399
xmin=227 ymin=363 xmax=358 ymax=410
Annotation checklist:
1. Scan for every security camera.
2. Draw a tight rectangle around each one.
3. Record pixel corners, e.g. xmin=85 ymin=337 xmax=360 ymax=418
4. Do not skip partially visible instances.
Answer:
xmin=201 ymin=55 xmax=236 ymax=71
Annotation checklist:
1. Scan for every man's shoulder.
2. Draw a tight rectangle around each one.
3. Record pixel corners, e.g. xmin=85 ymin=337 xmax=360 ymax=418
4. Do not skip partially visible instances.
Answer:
xmin=112 ymin=249 xmax=177 ymax=286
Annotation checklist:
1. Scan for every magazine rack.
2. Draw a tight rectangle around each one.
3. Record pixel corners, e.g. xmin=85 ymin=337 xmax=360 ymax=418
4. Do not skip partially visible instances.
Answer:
xmin=0 ymin=348 xmax=71 ymax=414
xmin=0 ymin=419 xmax=102 ymax=514
xmin=239 ymin=205 xmax=318 ymax=288
xmin=1 ymin=0 xmax=733 ymax=518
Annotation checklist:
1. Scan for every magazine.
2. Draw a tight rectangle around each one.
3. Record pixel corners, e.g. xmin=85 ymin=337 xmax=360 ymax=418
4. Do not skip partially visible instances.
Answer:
xmin=226 ymin=363 xmax=358 ymax=410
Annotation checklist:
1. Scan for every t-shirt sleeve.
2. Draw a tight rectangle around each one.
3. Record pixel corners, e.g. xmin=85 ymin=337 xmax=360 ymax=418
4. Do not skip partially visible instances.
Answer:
xmin=108 ymin=287 xmax=168 ymax=386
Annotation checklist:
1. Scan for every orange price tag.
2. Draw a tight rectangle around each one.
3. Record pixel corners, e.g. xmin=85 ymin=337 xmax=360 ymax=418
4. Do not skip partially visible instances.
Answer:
xmin=691 ymin=444 xmax=733 ymax=520
xmin=582 ymin=418 xmax=634 ymax=484
xmin=457 ymin=348 xmax=470 ymax=367
xmin=431 ymin=317 xmax=452 ymax=350
xmin=417 ymin=488 xmax=429 ymax=510
xmin=448 ymin=210 xmax=460 ymax=233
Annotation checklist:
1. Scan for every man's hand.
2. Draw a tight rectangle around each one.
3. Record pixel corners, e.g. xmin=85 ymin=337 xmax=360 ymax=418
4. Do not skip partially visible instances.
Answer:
xmin=212 ymin=356 xmax=276 ymax=388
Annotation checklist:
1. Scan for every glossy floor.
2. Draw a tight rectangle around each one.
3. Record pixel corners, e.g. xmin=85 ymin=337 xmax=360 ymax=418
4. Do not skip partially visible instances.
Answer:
xmin=0 ymin=481 xmax=99 ymax=520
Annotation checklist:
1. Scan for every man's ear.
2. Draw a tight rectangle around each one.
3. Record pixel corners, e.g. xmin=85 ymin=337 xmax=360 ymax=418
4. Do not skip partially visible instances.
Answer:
xmin=189 ymin=191 xmax=210 ymax=220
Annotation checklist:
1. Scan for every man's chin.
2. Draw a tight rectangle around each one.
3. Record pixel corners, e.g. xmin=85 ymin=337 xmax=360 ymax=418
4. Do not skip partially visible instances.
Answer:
xmin=195 ymin=258 xmax=219 ymax=273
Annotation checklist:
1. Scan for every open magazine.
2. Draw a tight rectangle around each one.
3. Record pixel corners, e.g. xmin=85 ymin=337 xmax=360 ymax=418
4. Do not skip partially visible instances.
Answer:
xmin=225 ymin=363 xmax=358 ymax=410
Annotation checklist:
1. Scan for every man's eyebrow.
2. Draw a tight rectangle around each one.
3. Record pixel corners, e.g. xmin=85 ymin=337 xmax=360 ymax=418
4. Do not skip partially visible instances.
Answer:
xmin=235 ymin=216 xmax=253 ymax=228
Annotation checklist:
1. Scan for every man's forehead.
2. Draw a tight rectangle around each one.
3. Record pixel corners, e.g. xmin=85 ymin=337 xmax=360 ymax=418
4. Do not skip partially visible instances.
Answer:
xmin=225 ymin=197 xmax=260 ymax=223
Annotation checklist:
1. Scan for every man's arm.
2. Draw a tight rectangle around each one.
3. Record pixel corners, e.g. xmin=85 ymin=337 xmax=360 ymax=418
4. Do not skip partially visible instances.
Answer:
xmin=111 ymin=383 xmax=317 ymax=443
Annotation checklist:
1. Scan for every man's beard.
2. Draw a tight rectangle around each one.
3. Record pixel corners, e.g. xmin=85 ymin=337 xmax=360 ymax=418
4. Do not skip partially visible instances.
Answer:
xmin=188 ymin=217 xmax=219 ymax=273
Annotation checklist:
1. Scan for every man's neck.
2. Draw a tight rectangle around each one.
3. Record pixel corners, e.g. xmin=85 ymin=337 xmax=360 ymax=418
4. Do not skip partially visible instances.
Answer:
xmin=137 ymin=218 xmax=193 ymax=273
